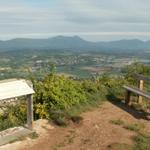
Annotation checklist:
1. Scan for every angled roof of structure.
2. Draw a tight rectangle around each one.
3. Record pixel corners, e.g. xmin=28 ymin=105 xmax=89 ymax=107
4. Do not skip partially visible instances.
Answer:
xmin=0 ymin=79 xmax=35 ymax=101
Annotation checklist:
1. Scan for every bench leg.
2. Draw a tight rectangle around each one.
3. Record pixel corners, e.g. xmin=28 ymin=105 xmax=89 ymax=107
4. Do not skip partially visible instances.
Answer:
xmin=138 ymin=80 xmax=144 ymax=104
xmin=27 ymin=94 xmax=33 ymax=130
xmin=138 ymin=95 xmax=143 ymax=104
xmin=125 ymin=91 xmax=131 ymax=105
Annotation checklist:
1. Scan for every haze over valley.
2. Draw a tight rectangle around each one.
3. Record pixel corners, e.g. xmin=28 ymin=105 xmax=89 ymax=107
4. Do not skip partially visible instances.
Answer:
xmin=0 ymin=36 xmax=149 ymax=79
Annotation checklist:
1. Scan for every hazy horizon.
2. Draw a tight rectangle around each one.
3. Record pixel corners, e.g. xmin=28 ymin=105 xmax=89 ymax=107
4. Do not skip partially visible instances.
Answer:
xmin=1 ymin=33 xmax=150 ymax=42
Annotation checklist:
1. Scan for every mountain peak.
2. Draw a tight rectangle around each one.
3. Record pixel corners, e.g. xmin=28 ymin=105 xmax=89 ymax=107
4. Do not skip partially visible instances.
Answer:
xmin=50 ymin=35 xmax=84 ymax=41
xmin=0 ymin=36 xmax=150 ymax=53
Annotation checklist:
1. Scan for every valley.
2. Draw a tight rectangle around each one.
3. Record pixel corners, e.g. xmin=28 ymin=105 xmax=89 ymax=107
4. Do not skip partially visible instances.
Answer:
xmin=0 ymin=50 xmax=149 ymax=80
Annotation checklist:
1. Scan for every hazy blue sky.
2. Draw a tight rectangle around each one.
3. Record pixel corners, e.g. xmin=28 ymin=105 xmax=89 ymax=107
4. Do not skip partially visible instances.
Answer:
xmin=1 ymin=0 xmax=150 ymax=41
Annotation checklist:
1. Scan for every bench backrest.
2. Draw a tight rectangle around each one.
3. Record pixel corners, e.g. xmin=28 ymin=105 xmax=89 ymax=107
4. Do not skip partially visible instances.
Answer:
xmin=134 ymin=74 xmax=150 ymax=83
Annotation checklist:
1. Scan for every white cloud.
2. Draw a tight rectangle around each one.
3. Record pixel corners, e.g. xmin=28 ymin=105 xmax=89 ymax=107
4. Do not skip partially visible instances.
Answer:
xmin=1 ymin=0 xmax=150 ymax=40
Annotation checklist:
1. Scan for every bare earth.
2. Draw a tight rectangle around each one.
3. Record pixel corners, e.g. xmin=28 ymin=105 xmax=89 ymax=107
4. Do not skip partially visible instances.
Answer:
xmin=1 ymin=101 xmax=150 ymax=150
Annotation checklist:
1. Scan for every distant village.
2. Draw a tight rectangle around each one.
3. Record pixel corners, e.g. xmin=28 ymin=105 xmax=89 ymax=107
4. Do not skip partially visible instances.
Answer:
xmin=0 ymin=52 xmax=149 ymax=79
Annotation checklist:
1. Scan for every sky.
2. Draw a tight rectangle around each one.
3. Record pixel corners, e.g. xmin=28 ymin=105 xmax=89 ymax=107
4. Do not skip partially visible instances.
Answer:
xmin=1 ymin=0 xmax=150 ymax=41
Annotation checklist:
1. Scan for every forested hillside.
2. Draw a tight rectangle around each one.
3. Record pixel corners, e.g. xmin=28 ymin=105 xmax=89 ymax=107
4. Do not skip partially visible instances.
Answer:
xmin=0 ymin=36 xmax=150 ymax=55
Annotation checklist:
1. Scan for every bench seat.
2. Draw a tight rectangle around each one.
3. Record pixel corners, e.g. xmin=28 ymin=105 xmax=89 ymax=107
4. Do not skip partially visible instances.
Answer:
xmin=123 ymin=85 xmax=150 ymax=99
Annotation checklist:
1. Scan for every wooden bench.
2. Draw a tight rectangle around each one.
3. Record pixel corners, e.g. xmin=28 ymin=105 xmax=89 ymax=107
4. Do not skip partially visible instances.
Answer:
xmin=123 ymin=74 xmax=150 ymax=105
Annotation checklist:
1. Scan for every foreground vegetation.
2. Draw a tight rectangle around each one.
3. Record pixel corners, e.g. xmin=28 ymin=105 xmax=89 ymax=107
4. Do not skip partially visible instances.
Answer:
xmin=0 ymin=62 xmax=150 ymax=149
xmin=0 ymin=62 xmax=149 ymax=129
xmin=110 ymin=119 xmax=150 ymax=150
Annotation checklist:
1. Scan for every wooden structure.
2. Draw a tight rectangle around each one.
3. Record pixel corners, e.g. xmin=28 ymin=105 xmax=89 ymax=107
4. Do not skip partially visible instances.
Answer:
xmin=0 ymin=79 xmax=35 ymax=130
xmin=123 ymin=74 xmax=150 ymax=105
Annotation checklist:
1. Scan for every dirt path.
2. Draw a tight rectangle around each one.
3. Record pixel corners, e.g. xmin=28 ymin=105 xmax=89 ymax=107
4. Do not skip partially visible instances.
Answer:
xmin=1 ymin=101 xmax=150 ymax=150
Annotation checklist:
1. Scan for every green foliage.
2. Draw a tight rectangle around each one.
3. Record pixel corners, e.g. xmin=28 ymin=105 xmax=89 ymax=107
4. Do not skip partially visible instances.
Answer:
xmin=97 ymin=75 xmax=127 ymax=98
xmin=70 ymin=115 xmax=83 ymax=124
xmin=81 ymin=80 xmax=99 ymax=94
xmin=110 ymin=119 xmax=124 ymax=126
xmin=108 ymin=143 xmax=133 ymax=150
xmin=28 ymin=132 xmax=39 ymax=139
xmin=49 ymin=110 xmax=67 ymax=126
xmin=123 ymin=123 xmax=145 ymax=132
xmin=34 ymin=74 xmax=88 ymax=111
xmin=0 ymin=101 xmax=26 ymax=131
xmin=123 ymin=62 xmax=150 ymax=84
xmin=53 ymin=118 xmax=67 ymax=127
xmin=0 ymin=62 xmax=149 ymax=131
xmin=133 ymin=133 xmax=150 ymax=150
xmin=33 ymin=73 xmax=107 ymax=124
xmin=108 ymin=133 xmax=150 ymax=150
xmin=32 ymin=66 xmax=131 ymax=124
xmin=34 ymin=103 xmax=49 ymax=119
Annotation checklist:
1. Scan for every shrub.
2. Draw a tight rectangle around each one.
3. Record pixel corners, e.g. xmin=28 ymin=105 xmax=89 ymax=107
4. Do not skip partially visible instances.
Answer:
xmin=70 ymin=115 xmax=83 ymax=124
xmin=110 ymin=119 xmax=124 ymax=126
xmin=33 ymin=74 xmax=107 ymax=122
xmin=123 ymin=123 xmax=145 ymax=132
xmin=123 ymin=62 xmax=150 ymax=85
xmin=0 ymin=101 xmax=26 ymax=131
xmin=133 ymin=133 xmax=150 ymax=150
xmin=97 ymin=75 xmax=127 ymax=98
xmin=33 ymin=74 xmax=88 ymax=111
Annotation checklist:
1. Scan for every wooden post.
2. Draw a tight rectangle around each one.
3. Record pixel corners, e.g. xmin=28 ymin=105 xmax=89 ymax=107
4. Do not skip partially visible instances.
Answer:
xmin=138 ymin=80 xmax=144 ymax=104
xmin=27 ymin=94 xmax=33 ymax=130
xmin=125 ymin=90 xmax=131 ymax=105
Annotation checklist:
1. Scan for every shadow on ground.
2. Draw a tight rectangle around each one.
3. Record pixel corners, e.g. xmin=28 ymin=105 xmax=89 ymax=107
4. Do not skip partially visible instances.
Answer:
xmin=106 ymin=94 xmax=150 ymax=121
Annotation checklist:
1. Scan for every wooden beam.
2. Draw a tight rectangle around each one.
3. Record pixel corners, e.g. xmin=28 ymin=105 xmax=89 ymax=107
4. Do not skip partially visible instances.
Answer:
xmin=138 ymin=80 xmax=144 ymax=104
xmin=125 ymin=90 xmax=131 ymax=105
xmin=134 ymin=74 xmax=150 ymax=83
xmin=123 ymin=85 xmax=150 ymax=99
xmin=27 ymin=94 xmax=33 ymax=130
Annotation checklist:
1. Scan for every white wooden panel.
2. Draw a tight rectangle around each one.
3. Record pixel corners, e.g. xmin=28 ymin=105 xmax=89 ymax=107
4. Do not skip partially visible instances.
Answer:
xmin=0 ymin=79 xmax=35 ymax=100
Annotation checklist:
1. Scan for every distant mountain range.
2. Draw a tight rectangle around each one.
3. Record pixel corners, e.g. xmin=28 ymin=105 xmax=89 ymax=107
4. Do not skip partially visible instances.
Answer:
xmin=0 ymin=36 xmax=150 ymax=53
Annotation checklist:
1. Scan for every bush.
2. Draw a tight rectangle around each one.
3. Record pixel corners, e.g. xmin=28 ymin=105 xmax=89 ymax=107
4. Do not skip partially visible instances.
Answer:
xmin=123 ymin=62 xmax=150 ymax=85
xmin=97 ymin=75 xmax=127 ymax=98
xmin=110 ymin=119 xmax=124 ymax=126
xmin=70 ymin=115 xmax=83 ymax=124
xmin=0 ymin=101 xmax=26 ymax=131
xmin=33 ymin=74 xmax=88 ymax=111
xmin=133 ymin=133 xmax=150 ymax=150
xmin=33 ymin=74 xmax=107 ymax=123
xmin=123 ymin=123 xmax=145 ymax=132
